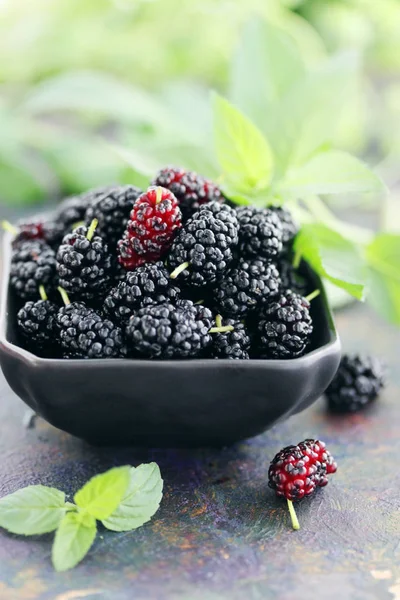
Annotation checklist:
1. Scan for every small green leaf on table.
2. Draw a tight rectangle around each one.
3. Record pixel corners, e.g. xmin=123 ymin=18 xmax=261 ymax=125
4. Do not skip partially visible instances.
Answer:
xmin=102 ymin=463 xmax=163 ymax=532
xmin=0 ymin=486 xmax=66 ymax=535
xmin=52 ymin=511 xmax=97 ymax=572
xmin=74 ymin=466 xmax=131 ymax=520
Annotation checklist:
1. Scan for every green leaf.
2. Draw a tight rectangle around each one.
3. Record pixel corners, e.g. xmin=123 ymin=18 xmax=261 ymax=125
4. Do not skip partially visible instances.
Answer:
xmin=0 ymin=486 xmax=66 ymax=536
xmin=281 ymin=150 xmax=385 ymax=196
xmin=102 ymin=463 xmax=163 ymax=533
xmin=52 ymin=511 xmax=97 ymax=572
xmin=230 ymin=18 xmax=305 ymax=130
xmin=366 ymin=233 xmax=400 ymax=325
xmin=74 ymin=466 xmax=130 ymax=520
xmin=212 ymin=92 xmax=274 ymax=193
xmin=294 ymin=223 xmax=367 ymax=300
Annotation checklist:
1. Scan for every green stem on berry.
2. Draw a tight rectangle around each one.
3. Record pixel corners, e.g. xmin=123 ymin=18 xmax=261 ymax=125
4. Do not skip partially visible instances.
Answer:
xmin=72 ymin=220 xmax=85 ymax=230
xmin=209 ymin=316 xmax=234 ymax=334
xmin=170 ymin=261 xmax=190 ymax=279
xmin=305 ymin=289 xmax=320 ymax=303
xmin=287 ymin=499 xmax=300 ymax=530
xmin=194 ymin=299 xmax=204 ymax=305
xmin=86 ymin=218 xmax=98 ymax=241
xmin=155 ymin=186 xmax=163 ymax=204
xmin=293 ymin=250 xmax=302 ymax=269
xmin=39 ymin=285 xmax=48 ymax=301
xmin=1 ymin=220 xmax=18 ymax=236
xmin=58 ymin=286 xmax=71 ymax=306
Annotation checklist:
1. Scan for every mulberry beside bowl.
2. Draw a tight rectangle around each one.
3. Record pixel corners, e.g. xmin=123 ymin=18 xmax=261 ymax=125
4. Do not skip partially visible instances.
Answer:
xmin=0 ymin=231 xmax=341 ymax=448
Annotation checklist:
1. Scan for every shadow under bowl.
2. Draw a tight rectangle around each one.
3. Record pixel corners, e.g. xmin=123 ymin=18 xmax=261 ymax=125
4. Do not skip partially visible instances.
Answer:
xmin=0 ymin=231 xmax=341 ymax=447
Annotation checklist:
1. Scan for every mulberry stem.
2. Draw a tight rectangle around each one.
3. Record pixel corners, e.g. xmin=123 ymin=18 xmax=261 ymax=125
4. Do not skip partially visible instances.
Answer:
xmin=58 ymin=286 xmax=71 ymax=306
xmin=1 ymin=220 xmax=18 ymax=236
xmin=39 ymin=285 xmax=48 ymax=301
xmin=155 ymin=187 xmax=163 ymax=204
xmin=170 ymin=261 xmax=190 ymax=279
xmin=287 ymin=499 xmax=300 ymax=530
xmin=305 ymin=289 xmax=320 ymax=303
xmin=293 ymin=250 xmax=302 ymax=269
xmin=86 ymin=218 xmax=98 ymax=241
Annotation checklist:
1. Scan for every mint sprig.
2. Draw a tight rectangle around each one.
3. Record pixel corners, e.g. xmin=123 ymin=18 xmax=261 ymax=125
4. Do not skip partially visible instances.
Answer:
xmin=0 ymin=463 xmax=163 ymax=572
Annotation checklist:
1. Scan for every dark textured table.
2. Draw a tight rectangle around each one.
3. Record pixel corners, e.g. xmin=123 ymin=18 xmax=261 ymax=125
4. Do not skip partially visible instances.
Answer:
xmin=0 ymin=301 xmax=399 ymax=600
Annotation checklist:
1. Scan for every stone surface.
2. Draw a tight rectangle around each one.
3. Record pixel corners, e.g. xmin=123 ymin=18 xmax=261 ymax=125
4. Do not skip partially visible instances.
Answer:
xmin=0 ymin=301 xmax=399 ymax=599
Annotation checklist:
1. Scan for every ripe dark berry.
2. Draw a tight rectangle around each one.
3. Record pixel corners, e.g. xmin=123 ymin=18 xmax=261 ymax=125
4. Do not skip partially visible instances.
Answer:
xmin=56 ymin=301 xmax=126 ymax=359
xmin=326 ymin=354 xmax=385 ymax=413
xmin=84 ymin=185 xmax=142 ymax=251
xmin=10 ymin=240 xmax=57 ymax=301
xmin=118 ymin=186 xmax=182 ymax=269
xmin=125 ymin=299 xmax=213 ymax=359
xmin=152 ymin=166 xmax=223 ymax=220
xmin=258 ymin=290 xmax=313 ymax=359
xmin=210 ymin=316 xmax=250 ymax=359
xmin=269 ymin=439 xmax=337 ymax=501
xmin=14 ymin=219 xmax=65 ymax=248
xmin=236 ymin=206 xmax=283 ymax=260
xmin=168 ymin=202 xmax=239 ymax=287
xmin=270 ymin=206 xmax=298 ymax=246
xmin=214 ymin=258 xmax=281 ymax=318
xmin=278 ymin=258 xmax=308 ymax=296
xmin=17 ymin=298 xmax=58 ymax=355
xmin=103 ymin=261 xmax=181 ymax=325
xmin=57 ymin=221 xmax=113 ymax=301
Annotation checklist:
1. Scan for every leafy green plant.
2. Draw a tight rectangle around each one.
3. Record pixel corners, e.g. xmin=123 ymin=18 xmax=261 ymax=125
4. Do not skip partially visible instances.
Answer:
xmin=0 ymin=463 xmax=163 ymax=572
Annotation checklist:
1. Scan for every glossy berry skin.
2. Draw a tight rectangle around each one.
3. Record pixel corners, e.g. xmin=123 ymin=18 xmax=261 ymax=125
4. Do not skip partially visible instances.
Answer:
xmin=214 ymin=258 xmax=281 ymax=318
xmin=57 ymin=225 xmax=113 ymax=301
xmin=55 ymin=186 xmax=115 ymax=234
xmin=55 ymin=302 xmax=126 ymax=359
xmin=10 ymin=240 xmax=57 ymax=301
xmin=278 ymin=258 xmax=308 ymax=296
xmin=258 ymin=290 xmax=313 ymax=359
xmin=270 ymin=206 xmax=299 ymax=246
xmin=17 ymin=299 xmax=59 ymax=355
xmin=118 ymin=186 xmax=182 ymax=269
xmin=236 ymin=206 xmax=283 ymax=261
xmin=103 ymin=261 xmax=181 ymax=325
xmin=152 ymin=166 xmax=223 ymax=220
xmin=268 ymin=439 xmax=337 ymax=501
xmin=167 ymin=202 xmax=239 ymax=288
xmin=85 ymin=185 xmax=142 ymax=250
xmin=326 ymin=354 xmax=385 ymax=413
xmin=211 ymin=319 xmax=251 ymax=360
xmin=125 ymin=300 xmax=213 ymax=359
xmin=14 ymin=220 xmax=65 ymax=249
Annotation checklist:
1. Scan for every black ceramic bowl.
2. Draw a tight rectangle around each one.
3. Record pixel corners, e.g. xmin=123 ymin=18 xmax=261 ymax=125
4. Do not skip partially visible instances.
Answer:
xmin=0 ymin=231 xmax=340 ymax=447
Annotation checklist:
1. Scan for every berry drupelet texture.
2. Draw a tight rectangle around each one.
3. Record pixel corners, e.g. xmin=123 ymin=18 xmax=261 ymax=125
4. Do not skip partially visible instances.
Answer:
xmin=268 ymin=439 xmax=337 ymax=502
xmin=10 ymin=240 xmax=57 ymax=301
xmin=17 ymin=299 xmax=59 ymax=354
xmin=103 ymin=261 xmax=181 ymax=325
xmin=326 ymin=354 xmax=385 ymax=413
xmin=236 ymin=206 xmax=283 ymax=261
xmin=210 ymin=317 xmax=251 ymax=360
xmin=57 ymin=223 xmax=113 ymax=301
xmin=214 ymin=258 xmax=281 ymax=317
xmin=152 ymin=166 xmax=224 ymax=220
xmin=278 ymin=258 xmax=308 ymax=296
xmin=118 ymin=186 xmax=182 ymax=269
xmin=55 ymin=302 xmax=126 ymax=359
xmin=85 ymin=185 xmax=142 ymax=251
xmin=258 ymin=289 xmax=313 ymax=359
xmin=167 ymin=202 xmax=239 ymax=288
xmin=15 ymin=219 xmax=65 ymax=248
xmin=270 ymin=206 xmax=299 ymax=246
xmin=125 ymin=299 xmax=213 ymax=359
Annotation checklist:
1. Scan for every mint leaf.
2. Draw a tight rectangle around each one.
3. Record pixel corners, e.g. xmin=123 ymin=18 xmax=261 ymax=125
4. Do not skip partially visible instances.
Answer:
xmin=212 ymin=92 xmax=274 ymax=193
xmin=0 ymin=486 xmax=66 ymax=535
xmin=366 ymin=233 xmax=400 ymax=325
xmin=229 ymin=18 xmax=305 ymax=131
xmin=52 ymin=511 xmax=97 ymax=572
xmin=281 ymin=150 xmax=384 ymax=196
xmin=102 ymin=463 xmax=163 ymax=532
xmin=294 ymin=223 xmax=367 ymax=300
xmin=74 ymin=466 xmax=130 ymax=520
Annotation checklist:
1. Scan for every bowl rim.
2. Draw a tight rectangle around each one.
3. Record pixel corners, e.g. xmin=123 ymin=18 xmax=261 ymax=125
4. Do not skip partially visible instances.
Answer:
xmin=0 ymin=229 xmax=339 ymax=368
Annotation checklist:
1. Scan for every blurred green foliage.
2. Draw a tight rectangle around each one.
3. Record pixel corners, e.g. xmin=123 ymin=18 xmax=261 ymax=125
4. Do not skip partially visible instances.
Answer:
xmin=0 ymin=0 xmax=398 ymax=206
